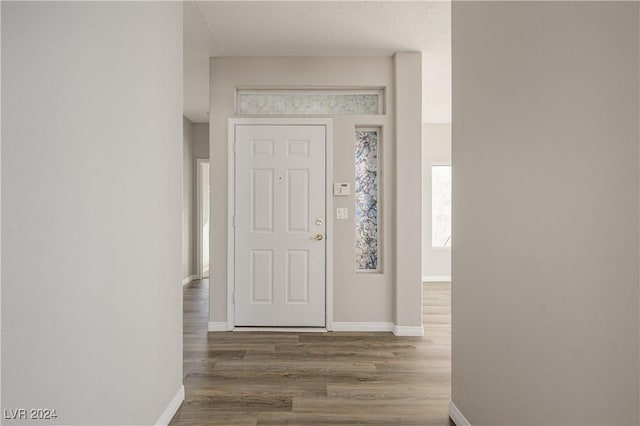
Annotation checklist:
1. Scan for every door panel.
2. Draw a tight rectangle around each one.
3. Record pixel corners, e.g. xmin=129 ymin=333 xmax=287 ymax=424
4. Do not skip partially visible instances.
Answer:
xmin=286 ymin=249 xmax=309 ymax=303
xmin=251 ymin=169 xmax=274 ymax=232
xmin=287 ymin=169 xmax=310 ymax=232
xmin=250 ymin=249 xmax=273 ymax=303
xmin=235 ymin=125 xmax=326 ymax=327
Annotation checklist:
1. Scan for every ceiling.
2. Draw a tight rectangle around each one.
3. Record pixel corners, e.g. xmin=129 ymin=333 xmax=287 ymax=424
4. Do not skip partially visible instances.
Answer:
xmin=184 ymin=1 xmax=451 ymax=123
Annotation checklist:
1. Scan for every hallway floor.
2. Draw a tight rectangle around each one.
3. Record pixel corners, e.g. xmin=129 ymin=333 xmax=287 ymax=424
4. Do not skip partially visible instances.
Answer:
xmin=170 ymin=280 xmax=452 ymax=425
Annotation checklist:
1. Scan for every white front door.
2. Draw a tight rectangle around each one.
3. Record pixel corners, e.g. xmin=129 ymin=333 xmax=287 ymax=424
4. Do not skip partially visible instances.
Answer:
xmin=234 ymin=124 xmax=326 ymax=327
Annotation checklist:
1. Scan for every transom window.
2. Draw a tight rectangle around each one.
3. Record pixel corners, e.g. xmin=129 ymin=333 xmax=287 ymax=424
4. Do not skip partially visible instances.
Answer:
xmin=236 ymin=89 xmax=384 ymax=115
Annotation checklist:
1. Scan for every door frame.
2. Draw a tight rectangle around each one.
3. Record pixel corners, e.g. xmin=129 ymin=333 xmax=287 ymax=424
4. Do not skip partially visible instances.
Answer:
xmin=196 ymin=158 xmax=210 ymax=278
xmin=226 ymin=118 xmax=334 ymax=331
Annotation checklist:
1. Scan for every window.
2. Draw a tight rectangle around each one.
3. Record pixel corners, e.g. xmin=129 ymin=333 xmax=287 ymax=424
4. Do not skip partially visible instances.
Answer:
xmin=432 ymin=165 xmax=451 ymax=248
xmin=355 ymin=128 xmax=380 ymax=271
xmin=236 ymin=89 xmax=384 ymax=115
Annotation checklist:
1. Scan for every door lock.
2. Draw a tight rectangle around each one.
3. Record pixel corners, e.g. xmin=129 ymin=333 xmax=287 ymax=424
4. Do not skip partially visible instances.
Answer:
xmin=313 ymin=234 xmax=324 ymax=241
xmin=315 ymin=218 xmax=323 ymax=225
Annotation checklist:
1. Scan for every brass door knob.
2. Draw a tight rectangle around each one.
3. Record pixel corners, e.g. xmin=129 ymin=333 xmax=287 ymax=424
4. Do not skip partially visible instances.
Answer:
xmin=313 ymin=234 xmax=324 ymax=241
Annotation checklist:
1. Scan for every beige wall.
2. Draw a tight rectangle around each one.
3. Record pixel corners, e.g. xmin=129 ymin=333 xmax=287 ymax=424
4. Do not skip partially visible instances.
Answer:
xmin=452 ymin=2 xmax=639 ymax=424
xmin=209 ymin=56 xmax=421 ymax=328
xmin=183 ymin=117 xmax=195 ymax=280
xmin=422 ymin=124 xmax=451 ymax=280
xmin=1 ymin=2 xmax=183 ymax=424
xmin=193 ymin=123 xmax=209 ymax=160
xmin=183 ymin=119 xmax=210 ymax=282
xmin=394 ymin=52 xmax=423 ymax=329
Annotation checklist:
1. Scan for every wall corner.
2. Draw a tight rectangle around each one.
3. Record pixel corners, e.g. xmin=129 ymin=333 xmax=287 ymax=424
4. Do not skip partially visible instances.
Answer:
xmin=393 ymin=51 xmax=423 ymax=327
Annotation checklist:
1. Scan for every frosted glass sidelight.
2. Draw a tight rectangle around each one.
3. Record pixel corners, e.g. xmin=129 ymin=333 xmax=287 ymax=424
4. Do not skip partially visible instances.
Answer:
xmin=355 ymin=129 xmax=380 ymax=271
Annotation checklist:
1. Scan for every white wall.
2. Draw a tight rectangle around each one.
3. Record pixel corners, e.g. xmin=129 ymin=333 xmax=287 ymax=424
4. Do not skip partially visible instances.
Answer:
xmin=452 ymin=2 xmax=639 ymax=424
xmin=2 ymin=3 xmax=183 ymax=424
xmin=422 ymin=123 xmax=451 ymax=281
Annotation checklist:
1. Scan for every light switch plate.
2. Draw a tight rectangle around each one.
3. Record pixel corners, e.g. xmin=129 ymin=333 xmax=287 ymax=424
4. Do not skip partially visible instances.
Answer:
xmin=336 ymin=208 xmax=349 ymax=220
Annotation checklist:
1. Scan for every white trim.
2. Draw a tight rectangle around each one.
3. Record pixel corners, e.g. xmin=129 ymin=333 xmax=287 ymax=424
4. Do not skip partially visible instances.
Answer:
xmin=182 ymin=275 xmax=199 ymax=286
xmin=449 ymin=400 xmax=472 ymax=426
xmin=331 ymin=322 xmax=394 ymax=332
xmin=233 ymin=327 xmax=327 ymax=333
xmin=154 ymin=385 xmax=184 ymax=426
xmin=212 ymin=321 xmax=424 ymax=336
xmin=227 ymin=119 xmax=235 ymax=331
xmin=237 ymin=88 xmax=383 ymax=96
xmin=207 ymin=321 xmax=230 ymax=332
xmin=325 ymin=120 xmax=334 ymax=331
xmin=392 ymin=325 xmax=424 ymax=337
xmin=227 ymin=118 xmax=334 ymax=330
xmin=422 ymin=275 xmax=451 ymax=283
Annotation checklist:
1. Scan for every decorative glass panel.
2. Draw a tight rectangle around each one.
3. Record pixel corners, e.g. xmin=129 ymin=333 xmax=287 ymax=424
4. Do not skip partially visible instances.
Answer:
xmin=237 ymin=90 xmax=383 ymax=115
xmin=355 ymin=129 xmax=380 ymax=271
xmin=432 ymin=165 xmax=452 ymax=248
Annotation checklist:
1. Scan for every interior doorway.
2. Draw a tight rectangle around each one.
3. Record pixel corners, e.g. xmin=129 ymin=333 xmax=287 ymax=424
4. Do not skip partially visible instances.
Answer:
xmin=197 ymin=159 xmax=210 ymax=279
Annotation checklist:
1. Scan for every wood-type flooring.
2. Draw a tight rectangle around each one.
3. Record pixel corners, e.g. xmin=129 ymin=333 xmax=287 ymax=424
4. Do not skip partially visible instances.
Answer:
xmin=170 ymin=280 xmax=452 ymax=425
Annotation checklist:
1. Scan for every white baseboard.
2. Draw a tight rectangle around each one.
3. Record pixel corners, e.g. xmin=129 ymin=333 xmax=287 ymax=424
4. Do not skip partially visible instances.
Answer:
xmin=233 ymin=327 xmax=326 ymax=332
xmin=210 ymin=321 xmax=423 ymax=336
xmin=449 ymin=400 xmax=471 ymax=426
xmin=208 ymin=321 xmax=230 ymax=332
xmin=422 ymin=275 xmax=451 ymax=282
xmin=182 ymin=275 xmax=200 ymax=286
xmin=295 ymin=322 xmax=423 ymax=336
xmin=331 ymin=322 xmax=394 ymax=332
xmin=155 ymin=385 xmax=184 ymax=426
xmin=392 ymin=325 xmax=424 ymax=336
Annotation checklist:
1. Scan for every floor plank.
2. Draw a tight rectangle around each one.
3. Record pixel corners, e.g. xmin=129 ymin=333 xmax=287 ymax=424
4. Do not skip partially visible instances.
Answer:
xmin=170 ymin=280 xmax=452 ymax=425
